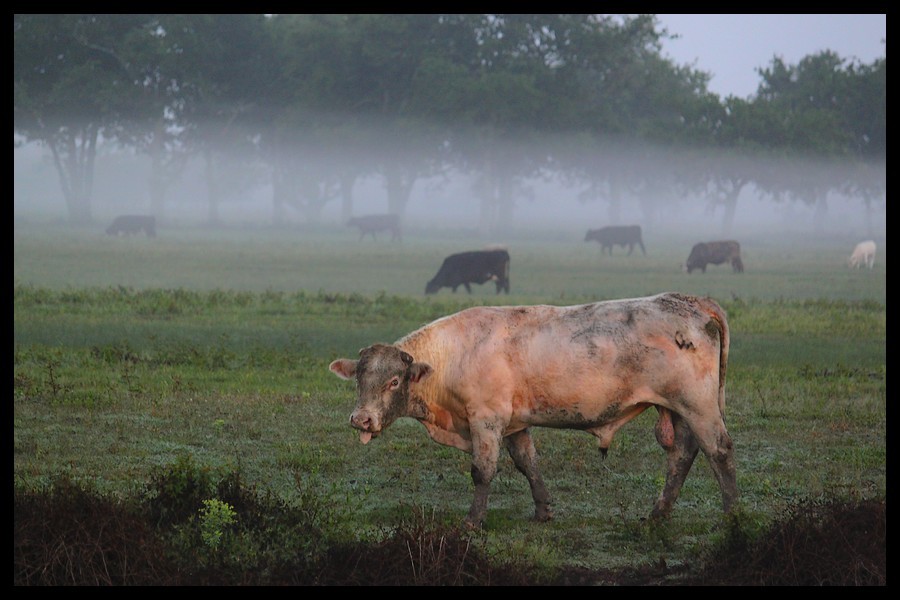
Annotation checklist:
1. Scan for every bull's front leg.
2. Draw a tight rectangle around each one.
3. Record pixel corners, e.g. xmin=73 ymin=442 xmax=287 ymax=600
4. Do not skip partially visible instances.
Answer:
xmin=465 ymin=420 xmax=502 ymax=528
xmin=505 ymin=429 xmax=552 ymax=522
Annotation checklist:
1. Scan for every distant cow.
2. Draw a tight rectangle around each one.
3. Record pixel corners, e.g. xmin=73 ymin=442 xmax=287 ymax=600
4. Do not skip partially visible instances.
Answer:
xmin=347 ymin=214 xmax=401 ymax=242
xmin=425 ymin=249 xmax=510 ymax=295
xmin=329 ymin=292 xmax=737 ymax=527
xmin=684 ymin=240 xmax=743 ymax=273
xmin=848 ymin=240 xmax=876 ymax=269
xmin=584 ymin=225 xmax=646 ymax=255
xmin=106 ymin=215 xmax=156 ymax=237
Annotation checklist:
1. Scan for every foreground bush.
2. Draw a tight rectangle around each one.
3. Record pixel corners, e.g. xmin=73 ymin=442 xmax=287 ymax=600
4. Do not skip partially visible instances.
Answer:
xmin=688 ymin=497 xmax=886 ymax=586
xmin=14 ymin=468 xmax=886 ymax=586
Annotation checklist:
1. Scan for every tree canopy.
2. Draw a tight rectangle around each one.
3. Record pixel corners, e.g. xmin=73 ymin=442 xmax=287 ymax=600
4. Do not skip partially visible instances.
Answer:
xmin=14 ymin=14 xmax=886 ymax=233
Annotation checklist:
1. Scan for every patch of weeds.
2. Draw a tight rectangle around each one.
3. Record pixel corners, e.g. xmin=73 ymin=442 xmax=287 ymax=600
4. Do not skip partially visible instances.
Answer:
xmin=90 ymin=342 xmax=141 ymax=365
xmin=143 ymin=453 xmax=217 ymax=527
xmin=198 ymin=498 xmax=237 ymax=550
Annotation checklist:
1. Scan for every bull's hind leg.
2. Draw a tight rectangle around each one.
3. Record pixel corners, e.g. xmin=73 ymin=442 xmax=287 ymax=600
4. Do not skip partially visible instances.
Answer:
xmin=680 ymin=411 xmax=738 ymax=515
xmin=651 ymin=408 xmax=700 ymax=519
xmin=505 ymin=429 xmax=552 ymax=522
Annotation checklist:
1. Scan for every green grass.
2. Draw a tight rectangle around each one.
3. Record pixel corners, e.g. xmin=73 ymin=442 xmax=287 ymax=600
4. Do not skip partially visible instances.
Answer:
xmin=13 ymin=223 xmax=886 ymax=572
xmin=14 ymin=220 xmax=886 ymax=302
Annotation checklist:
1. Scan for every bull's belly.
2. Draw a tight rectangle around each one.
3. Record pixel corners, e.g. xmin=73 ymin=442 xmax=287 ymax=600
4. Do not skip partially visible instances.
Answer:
xmin=512 ymin=389 xmax=658 ymax=431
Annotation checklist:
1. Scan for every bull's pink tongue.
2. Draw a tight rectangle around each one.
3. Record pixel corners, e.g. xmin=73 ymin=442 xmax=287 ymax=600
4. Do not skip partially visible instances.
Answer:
xmin=359 ymin=431 xmax=372 ymax=445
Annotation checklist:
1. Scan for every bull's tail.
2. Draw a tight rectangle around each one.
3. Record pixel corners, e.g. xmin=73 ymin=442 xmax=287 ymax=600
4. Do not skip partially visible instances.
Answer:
xmin=698 ymin=297 xmax=730 ymax=419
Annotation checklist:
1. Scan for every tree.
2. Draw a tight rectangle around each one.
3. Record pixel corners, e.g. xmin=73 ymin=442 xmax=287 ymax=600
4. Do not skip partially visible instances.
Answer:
xmin=121 ymin=14 xmax=274 ymax=224
xmin=736 ymin=51 xmax=886 ymax=233
xmin=14 ymin=14 xmax=149 ymax=223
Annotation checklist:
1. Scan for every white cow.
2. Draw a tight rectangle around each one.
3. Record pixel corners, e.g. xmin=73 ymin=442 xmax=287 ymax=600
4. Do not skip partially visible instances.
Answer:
xmin=848 ymin=240 xmax=876 ymax=269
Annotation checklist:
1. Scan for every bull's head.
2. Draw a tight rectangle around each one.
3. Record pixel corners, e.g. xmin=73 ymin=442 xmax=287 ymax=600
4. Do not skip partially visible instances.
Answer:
xmin=424 ymin=280 xmax=439 ymax=294
xmin=329 ymin=344 xmax=433 ymax=444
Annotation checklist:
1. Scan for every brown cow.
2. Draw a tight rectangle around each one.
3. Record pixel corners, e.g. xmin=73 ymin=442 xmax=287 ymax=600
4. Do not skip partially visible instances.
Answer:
xmin=584 ymin=225 xmax=646 ymax=255
xmin=329 ymin=292 xmax=737 ymax=527
xmin=346 ymin=214 xmax=401 ymax=242
xmin=106 ymin=215 xmax=156 ymax=237
xmin=684 ymin=240 xmax=743 ymax=273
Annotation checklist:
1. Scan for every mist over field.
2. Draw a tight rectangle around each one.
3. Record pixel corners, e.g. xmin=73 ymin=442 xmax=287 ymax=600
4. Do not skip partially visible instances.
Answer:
xmin=13 ymin=134 xmax=886 ymax=245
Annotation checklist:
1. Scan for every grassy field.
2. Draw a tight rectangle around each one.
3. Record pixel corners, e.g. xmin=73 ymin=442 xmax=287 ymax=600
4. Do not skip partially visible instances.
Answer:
xmin=13 ymin=221 xmax=886 ymax=577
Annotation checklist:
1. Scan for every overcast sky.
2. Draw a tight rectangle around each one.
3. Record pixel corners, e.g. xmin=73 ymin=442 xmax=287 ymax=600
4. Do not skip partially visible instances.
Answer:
xmin=655 ymin=14 xmax=886 ymax=99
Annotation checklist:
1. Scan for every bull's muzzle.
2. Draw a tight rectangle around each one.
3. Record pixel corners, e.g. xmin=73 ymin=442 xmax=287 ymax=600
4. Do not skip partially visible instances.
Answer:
xmin=350 ymin=409 xmax=378 ymax=445
xmin=350 ymin=410 xmax=372 ymax=431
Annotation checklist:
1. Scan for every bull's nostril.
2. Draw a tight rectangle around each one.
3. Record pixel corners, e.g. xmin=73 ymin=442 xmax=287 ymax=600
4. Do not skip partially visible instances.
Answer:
xmin=350 ymin=412 xmax=371 ymax=430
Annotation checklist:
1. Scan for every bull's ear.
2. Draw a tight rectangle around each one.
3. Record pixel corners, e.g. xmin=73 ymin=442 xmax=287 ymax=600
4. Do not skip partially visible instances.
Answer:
xmin=329 ymin=359 xmax=358 ymax=380
xmin=408 ymin=362 xmax=433 ymax=383
xmin=400 ymin=351 xmax=414 ymax=365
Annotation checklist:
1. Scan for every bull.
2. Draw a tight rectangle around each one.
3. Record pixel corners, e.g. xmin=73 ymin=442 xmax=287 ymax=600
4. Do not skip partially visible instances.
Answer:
xmin=425 ymin=249 xmax=510 ymax=295
xmin=346 ymin=214 xmax=401 ymax=242
xmin=584 ymin=225 xmax=646 ymax=255
xmin=684 ymin=240 xmax=743 ymax=273
xmin=105 ymin=215 xmax=156 ymax=238
xmin=329 ymin=292 xmax=738 ymax=527
xmin=848 ymin=240 xmax=876 ymax=269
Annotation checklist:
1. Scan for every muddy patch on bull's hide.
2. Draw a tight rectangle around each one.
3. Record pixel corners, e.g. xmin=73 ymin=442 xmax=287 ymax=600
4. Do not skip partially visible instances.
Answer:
xmin=569 ymin=313 xmax=632 ymax=344
xmin=654 ymin=293 xmax=703 ymax=320
xmin=613 ymin=340 xmax=655 ymax=372
xmin=531 ymin=404 xmax=600 ymax=428
xmin=674 ymin=331 xmax=695 ymax=350
xmin=596 ymin=400 xmax=623 ymax=423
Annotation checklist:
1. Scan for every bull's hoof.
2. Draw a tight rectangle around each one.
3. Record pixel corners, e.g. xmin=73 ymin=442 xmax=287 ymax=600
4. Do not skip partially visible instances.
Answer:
xmin=533 ymin=510 xmax=553 ymax=523
xmin=649 ymin=505 xmax=672 ymax=520
xmin=463 ymin=518 xmax=483 ymax=530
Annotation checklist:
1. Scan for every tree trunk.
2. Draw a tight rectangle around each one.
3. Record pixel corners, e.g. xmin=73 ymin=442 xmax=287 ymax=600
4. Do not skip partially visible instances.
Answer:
xmin=149 ymin=119 xmax=167 ymax=224
xmin=271 ymin=163 xmax=288 ymax=226
xmin=384 ymin=163 xmax=414 ymax=218
xmin=813 ymin=193 xmax=828 ymax=235
xmin=718 ymin=179 xmax=745 ymax=238
xmin=339 ymin=173 xmax=355 ymax=223
xmin=477 ymin=155 xmax=497 ymax=237
xmin=494 ymin=172 xmax=514 ymax=236
xmin=204 ymin=148 xmax=221 ymax=226
xmin=606 ymin=178 xmax=622 ymax=225
xmin=863 ymin=196 xmax=874 ymax=239
xmin=48 ymin=125 xmax=97 ymax=224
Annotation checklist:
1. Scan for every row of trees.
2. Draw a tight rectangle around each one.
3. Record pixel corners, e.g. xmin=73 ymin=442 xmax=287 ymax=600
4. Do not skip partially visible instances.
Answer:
xmin=14 ymin=14 xmax=886 ymax=235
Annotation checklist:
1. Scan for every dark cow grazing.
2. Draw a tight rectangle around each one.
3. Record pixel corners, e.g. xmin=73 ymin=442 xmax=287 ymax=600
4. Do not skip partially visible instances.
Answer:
xmin=347 ymin=214 xmax=401 ymax=242
xmin=106 ymin=215 xmax=156 ymax=237
xmin=425 ymin=249 xmax=510 ymax=295
xmin=684 ymin=240 xmax=743 ymax=273
xmin=330 ymin=292 xmax=737 ymax=527
xmin=584 ymin=225 xmax=646 ymax=255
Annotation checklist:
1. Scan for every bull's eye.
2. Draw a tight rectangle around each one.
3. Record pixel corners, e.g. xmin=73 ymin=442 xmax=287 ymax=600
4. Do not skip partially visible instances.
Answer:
xmin=388 ymin=377 xmax=401 ymax=390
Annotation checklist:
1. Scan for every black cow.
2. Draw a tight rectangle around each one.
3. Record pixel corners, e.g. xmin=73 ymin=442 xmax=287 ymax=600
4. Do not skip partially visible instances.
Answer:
xmin=425 ymin=249 xmax=510 ymax=295
xmin=347 ymin=214 xmax=401 ymax=242
xmin=584 ymin=225 xmax=646 ymax=255
xmin=106 ymin=215 xmax=156 ymax=237
xmin=684 ymin=240 xmax=744 ymax=273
